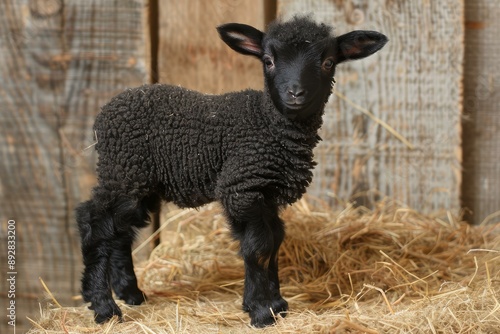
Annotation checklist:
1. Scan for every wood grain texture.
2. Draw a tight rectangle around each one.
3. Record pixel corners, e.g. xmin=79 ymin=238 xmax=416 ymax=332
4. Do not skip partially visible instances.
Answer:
xmin=462 ymin=1 xmax=500 ymax=224
xmin=278 ymin=0 xmax=464 ymax=213
xmin=157 ymin=0 xmax=268 ymax=93
xmin=0 ymin=1 xmax=148 ymax=331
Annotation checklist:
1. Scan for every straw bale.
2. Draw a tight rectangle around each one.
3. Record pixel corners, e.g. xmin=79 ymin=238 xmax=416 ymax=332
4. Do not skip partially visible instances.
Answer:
xmin=28 ymin=200 xmax=499 ymax=333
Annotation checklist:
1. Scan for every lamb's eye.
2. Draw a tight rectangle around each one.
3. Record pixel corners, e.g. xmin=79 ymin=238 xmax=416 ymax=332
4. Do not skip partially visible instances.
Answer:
xmin=322 ymin=58 xmax=334 ymax=70
xmin=263 ymin=55 xmax=274 ymax=69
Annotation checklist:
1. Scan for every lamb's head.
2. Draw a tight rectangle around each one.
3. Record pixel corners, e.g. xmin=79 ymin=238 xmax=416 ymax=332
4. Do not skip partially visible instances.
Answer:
xmin=217 ymin=16 xmax=388 ymax=121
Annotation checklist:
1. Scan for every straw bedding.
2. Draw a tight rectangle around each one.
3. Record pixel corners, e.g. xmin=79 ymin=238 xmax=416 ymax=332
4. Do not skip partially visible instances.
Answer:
xmin=29 ymin=199 xmax=500 ymax=333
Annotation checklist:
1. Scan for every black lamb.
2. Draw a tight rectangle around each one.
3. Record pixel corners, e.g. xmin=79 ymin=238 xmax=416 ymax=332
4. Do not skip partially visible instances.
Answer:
xmin=76 ymin=16 xmax=387 ymax=327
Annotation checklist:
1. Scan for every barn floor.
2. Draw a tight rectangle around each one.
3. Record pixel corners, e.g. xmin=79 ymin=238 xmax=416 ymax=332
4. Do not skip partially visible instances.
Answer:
xmin=28 ymin=200 xmax=500 ymax=333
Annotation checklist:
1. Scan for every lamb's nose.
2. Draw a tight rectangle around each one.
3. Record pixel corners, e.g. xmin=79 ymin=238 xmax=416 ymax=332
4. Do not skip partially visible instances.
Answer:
xmin=287 ymin=87 xmax=305 ymax=99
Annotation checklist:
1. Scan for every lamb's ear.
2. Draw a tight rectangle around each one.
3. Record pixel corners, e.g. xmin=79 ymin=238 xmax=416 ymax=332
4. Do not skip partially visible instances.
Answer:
xmin=334 ymin=30 xmax=388 ymax=63
xmin=217 ymin=23 xmax=264 ymax=58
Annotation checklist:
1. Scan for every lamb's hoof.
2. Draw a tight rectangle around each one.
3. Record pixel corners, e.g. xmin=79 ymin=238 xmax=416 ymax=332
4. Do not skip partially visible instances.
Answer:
xmin=245 ymin=298 xmax=289 ymax=328
xmin=117 ymin=287 xmax=147 ymax=306
xmin=90 ymin=299 xmax=123 ymax=324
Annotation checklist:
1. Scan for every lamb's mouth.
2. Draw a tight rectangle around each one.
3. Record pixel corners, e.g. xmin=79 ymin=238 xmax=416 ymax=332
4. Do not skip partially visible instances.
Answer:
xmin=283 ymin=101 xmax=310 ymax=111
xmin=283 ymin=101 xmax=317 ymax=120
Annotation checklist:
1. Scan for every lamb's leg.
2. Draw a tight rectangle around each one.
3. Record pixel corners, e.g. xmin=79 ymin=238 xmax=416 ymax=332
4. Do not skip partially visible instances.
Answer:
xmin=109 ymin=196 xmax=159 ymax=305
xmin=109 ymin=231 xmax=145 ymax=305
xmin=267 ymin=215 xmax=288 ymax=315
xmin=76 ymin=199 xmax=122 ymax=323
xmin=222 ymin=193 xmax=288 ymax=327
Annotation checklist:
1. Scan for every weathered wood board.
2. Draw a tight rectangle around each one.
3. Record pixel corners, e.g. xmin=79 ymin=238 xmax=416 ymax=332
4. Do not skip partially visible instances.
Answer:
xmin=157 ymin=0 xmax=269 ymax=94
xmin=462 ymin=1 xmax=500 ymax=224
xmin=0 ymin=0 xmax=149 ymax=331
xmin=278 ymin=0 xmax=464 ymax=214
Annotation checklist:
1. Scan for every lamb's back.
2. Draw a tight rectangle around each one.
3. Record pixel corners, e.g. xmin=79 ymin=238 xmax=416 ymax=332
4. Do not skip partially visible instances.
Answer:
xmin=93 ymin=84 xmax=268 ymax=205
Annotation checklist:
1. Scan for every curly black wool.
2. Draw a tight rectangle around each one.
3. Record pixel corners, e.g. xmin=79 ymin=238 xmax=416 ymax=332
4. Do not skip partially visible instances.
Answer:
xmin=93 ymin=85 xmax=319 ymax=208
xmin=266 ymin=15 xmax=333 ymax=46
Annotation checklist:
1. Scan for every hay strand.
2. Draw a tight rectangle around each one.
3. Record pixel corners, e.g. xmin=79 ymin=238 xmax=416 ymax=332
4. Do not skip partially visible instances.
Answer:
xmin=39 ymin=277 xmax=62 ymax=308
xmin=333 ymin=89 xmax=415 ymax=150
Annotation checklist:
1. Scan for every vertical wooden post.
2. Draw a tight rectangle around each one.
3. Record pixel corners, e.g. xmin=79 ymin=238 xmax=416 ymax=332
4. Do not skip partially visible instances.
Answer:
xmin=462 ymin=1 xmax=500 ymax=224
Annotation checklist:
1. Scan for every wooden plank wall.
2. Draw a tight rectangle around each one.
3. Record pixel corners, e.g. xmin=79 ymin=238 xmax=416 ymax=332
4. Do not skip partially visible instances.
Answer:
xmin=0 ymin=1 xmax=149 ymax=332
xmin=462 ymin=1 xmax=500 ymax=224
xmin=278 ymin=0 xmax=464 ymax=213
